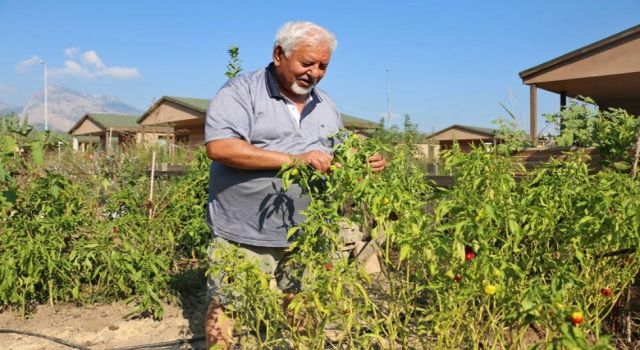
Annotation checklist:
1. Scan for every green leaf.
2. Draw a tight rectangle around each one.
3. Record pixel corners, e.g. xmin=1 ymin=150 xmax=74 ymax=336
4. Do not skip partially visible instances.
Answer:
xmin=2 ymin=189 xmax=17 ymax=206
xmin=287 ymin=226 xmax=300 ymax=239
xmin=454 ymin=241 xmax=465 ymax=263
xmin=49 ymin=185 xmax=60 ymax=199
xmin=313 ymin=293 xmax=328 ymax=314
xmin=399 ymin=245 xmax=412 ymax=263
xmin=613 ymin=161 xmax=630 ymax=171
xmin=507 ymin=218 xmax=521 ymax=236
xmin=0 ymin=135 xmax=17 ymax=153
xmin=30 ymin=140 xmax=44 ymax=165
xmin=334 ymin=280 xmax=343 ymax=299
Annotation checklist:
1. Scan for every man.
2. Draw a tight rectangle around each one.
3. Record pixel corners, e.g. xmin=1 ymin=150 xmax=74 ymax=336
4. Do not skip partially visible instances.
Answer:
xmin=204 ymin=21 xmax=385 ymax=348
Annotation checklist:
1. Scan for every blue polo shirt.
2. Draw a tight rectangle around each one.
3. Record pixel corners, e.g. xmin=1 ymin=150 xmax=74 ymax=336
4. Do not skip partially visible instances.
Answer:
xmin=205 ymin=64 xmax=343 ymax=247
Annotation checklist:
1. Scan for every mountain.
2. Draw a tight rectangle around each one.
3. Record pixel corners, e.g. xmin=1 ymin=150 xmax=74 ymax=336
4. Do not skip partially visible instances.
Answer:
xmin=20 ymin=85 xmax=143 ymax=131
xmin=0 ymin=100 xmax=22 ymax=116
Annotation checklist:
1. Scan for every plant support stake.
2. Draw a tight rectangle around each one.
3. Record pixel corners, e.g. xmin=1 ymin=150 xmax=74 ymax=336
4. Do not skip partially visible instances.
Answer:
xmin=148 ymin=151 xmax=156 ymax=218
xmin=108 ymin=127 xmax=113 ymax=153
xmin=632 ymin=128 xmax=640 ymax=178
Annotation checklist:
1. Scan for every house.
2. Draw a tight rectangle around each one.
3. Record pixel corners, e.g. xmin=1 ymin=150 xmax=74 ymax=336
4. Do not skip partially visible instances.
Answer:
xmin=68 ymin=113 xmax=172 ymax=151
xmin=424 ymin=124 xmax=501 ymax=153
xmin=340 ymin=113 xmax=380 ymax=137
xmin=520 ymin=24 xmax=640 ymax=142
xmin=137 ymin=95 xmax=380 ymax=145
xmin=137 ymin=96 xmax=209 ymax=146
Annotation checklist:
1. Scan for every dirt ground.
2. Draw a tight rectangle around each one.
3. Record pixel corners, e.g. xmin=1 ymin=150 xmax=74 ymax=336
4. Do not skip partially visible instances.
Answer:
xmin=0 ymin=290 xmax=209 ymax=350
xmin=1 ymin=276 xmax=638 ymax=350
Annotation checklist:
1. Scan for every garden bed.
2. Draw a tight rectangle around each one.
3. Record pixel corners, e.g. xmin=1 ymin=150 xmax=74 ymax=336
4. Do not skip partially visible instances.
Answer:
xmin=0 ymin=293 xmax=207 ymax=350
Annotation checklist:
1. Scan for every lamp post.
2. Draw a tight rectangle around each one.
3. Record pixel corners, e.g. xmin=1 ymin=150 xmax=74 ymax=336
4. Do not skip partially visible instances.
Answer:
xmin=39 ymin=60 xmax=48 ymax=131
xmin=386 ymin=67 xmax=391 ymax=129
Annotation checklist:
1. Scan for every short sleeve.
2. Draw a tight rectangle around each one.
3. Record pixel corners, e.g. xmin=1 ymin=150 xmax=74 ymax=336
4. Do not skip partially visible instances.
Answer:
xmin=205 ymin=79 xmax=252 ymax=144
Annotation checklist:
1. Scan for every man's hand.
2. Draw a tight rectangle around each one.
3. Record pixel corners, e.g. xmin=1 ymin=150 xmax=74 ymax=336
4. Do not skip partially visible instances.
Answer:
xmin=292 ymin=150 xmax=333 ymax=173
xmin=368 ymin=154 xmax=386 ymax=172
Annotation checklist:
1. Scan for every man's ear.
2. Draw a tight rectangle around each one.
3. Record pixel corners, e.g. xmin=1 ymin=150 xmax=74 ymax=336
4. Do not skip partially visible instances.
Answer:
xmin=273 ymin=46 xmax=284 ymax=66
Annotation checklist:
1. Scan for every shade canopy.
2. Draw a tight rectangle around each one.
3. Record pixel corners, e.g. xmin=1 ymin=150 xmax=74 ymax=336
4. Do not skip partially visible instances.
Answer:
xmin=520 ymin=24 xmax=640 ymax=141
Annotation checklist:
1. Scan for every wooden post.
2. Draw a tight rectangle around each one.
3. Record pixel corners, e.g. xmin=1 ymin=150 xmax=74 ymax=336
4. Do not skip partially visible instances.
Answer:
xmin=148 ymin=151 xmax=156 ymax=219
xmin=626 ymin=286 xmax=632 ymax=343
xmin=167 ymin=132 xmax=174 ymax=159
xmin=560 ymin=91 xmax=567 ymax=132
xmin=631 ymin=129 xmax=640 ymax=179
xmin=529 ymin=84 xmax=537 ymax=145
xmin=109 ymin=127 xmax=113 ymax=152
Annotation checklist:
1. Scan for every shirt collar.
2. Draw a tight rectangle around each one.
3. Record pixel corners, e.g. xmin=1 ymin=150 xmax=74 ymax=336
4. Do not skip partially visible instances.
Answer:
xmin=265 ymin=63 xmax=323 ymax=103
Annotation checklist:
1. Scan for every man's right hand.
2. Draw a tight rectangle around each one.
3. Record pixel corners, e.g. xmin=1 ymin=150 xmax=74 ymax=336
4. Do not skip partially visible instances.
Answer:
xmin=292 ymin=150 xmax=333 ymax=173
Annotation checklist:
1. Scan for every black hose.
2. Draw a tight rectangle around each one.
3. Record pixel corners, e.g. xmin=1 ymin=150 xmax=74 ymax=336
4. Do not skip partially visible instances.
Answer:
xmin=0 ymin=328 xmax=206 ymax=350
xmin=0 ymin=328 xmax=91 ymax=350
xmin=109 ymin=336 xmax=205 ymax=350
xmin=598 ymin=247 xmax=636 ymax=258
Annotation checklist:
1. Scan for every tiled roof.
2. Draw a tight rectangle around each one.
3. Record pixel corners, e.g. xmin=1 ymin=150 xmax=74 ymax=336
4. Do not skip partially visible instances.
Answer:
xmin=163 ymin=96 xmax=211 ymax=113
xmin=88 ymin=113 xmax=140 ymax=128
xmin=455 ymin=124 xmax=498 ymax=136
xmin=341 ymin=113 xmax=379 ymax=130
xmin=68 ymin=113 xmax=140 ymax=134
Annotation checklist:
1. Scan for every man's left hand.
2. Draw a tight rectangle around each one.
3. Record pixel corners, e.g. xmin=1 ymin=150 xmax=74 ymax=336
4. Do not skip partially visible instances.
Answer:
xmin=368 ymin=154 xmax=386 ymax=172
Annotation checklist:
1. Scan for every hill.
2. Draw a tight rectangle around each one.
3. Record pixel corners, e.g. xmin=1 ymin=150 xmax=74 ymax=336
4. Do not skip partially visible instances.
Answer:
xmin=20 ymin=85 xmax=142 ymax=131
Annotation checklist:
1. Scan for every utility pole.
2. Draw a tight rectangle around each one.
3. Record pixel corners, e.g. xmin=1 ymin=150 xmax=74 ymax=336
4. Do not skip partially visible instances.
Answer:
xmin=386 ymin=68 xmax=391 ymax=129
xmin=40 ymin=60 xmax=48 ymax=131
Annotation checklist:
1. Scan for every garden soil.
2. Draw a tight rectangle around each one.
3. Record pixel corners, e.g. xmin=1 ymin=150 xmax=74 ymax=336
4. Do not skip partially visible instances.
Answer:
xmin=0 ymin=290 xmax=209 ymax=350
xmin=1 ymin=276 xmax=639 ymax=349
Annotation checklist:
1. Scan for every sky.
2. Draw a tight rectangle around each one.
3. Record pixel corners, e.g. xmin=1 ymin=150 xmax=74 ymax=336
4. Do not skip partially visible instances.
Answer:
xmin=0 ymin=0 xmax=638 ymax=133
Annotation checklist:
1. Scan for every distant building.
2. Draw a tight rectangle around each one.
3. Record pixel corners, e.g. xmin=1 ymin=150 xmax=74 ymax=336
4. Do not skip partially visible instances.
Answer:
xmin=137 ymin=95 xmax=380 ymax=146
xmin=339 ymin=113 xmax=380 ymax=137
xmin=520 ymin=24 xmax=640 ymax=142
xmin=137 ymin=96 xmax=209 ymax=146
xmin=68 ymin=113 xmax=172 ymax=151
xmin=425 ymin=124 xmax=501 ymax=153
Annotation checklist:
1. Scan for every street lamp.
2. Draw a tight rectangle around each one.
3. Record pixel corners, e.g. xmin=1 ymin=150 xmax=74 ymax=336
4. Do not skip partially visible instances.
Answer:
xmin=39 ymin=59 xmax=48 ymax=131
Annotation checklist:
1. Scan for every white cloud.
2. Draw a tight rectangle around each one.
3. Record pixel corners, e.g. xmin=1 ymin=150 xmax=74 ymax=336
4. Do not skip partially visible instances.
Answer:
xmin=27 ymin=48 xmax=141 ymax=80
xmin=64 ymin=47 xmax=80 ymax=58
xmin=15 ymin=55 xmax=43 ymax=73
xmin=97 ymin=66 xmax=140 ymax=79
xmin=50 ymin=60 xmax=94 ymax=79
xmin=81 ymin=50 xmax=106 ymax=70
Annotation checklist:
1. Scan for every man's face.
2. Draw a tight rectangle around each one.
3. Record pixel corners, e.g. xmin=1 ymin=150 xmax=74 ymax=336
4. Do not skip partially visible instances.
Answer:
xmin=273 ymin=41 xmax=331 ymax=98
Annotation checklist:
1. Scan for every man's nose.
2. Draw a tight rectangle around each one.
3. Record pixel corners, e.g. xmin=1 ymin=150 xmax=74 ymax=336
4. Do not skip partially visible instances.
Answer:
xmin=307 ymin=65 xmax=322 ymax=80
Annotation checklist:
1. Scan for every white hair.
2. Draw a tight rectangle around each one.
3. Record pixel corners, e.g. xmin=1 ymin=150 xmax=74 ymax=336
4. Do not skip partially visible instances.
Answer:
xmin=274 ymin=21 xmax=338 ymax=56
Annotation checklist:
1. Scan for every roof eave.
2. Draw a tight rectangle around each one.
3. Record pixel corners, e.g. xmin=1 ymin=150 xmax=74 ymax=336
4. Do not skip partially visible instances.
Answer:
xmin=68 ymin=113 xmax=105 ymax=134
xmin=137 ymin=96 xmax=209 ymax=124
xmin=427 ymin=124 xmax=496 ymax=140
xmin=137 ymin=97 xmax=167 ymax=124
xmin=164 ymin=96 xmax=208 ymax=113
xmin=519 ymin=24 xmax=640 ymax=81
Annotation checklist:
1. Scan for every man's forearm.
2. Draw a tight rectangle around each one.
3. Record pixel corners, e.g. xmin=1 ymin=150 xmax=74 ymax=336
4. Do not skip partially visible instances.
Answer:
xmin=207 ymin=138 xmax=336 ymax=172
xmin=206 ymin=138 xmax=291 ymax=170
